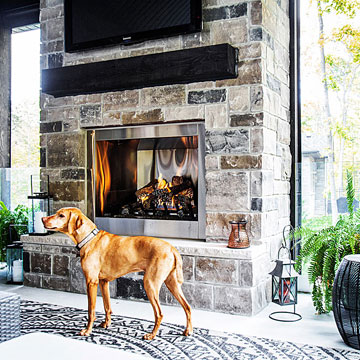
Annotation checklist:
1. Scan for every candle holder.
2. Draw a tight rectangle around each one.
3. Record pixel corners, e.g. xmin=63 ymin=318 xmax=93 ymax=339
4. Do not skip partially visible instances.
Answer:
xmin=28 ymin=174 xmax=53 ymax=236
xmin=269 ymin=225 xmax=301 ymax=322
xmin=6 ymin=241 xmax=23 ymax=284
xmin=228 ymin=219 xmax=250 ymax=249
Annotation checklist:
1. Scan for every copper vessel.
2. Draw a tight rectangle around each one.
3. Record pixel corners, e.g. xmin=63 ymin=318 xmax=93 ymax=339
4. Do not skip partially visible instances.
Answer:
xmin=228 ymin=220 xmax=250 ymax=249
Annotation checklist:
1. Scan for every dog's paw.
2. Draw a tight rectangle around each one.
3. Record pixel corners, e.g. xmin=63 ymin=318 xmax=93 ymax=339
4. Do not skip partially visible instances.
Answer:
xmin=79 ymin=328 xmax=91 ymax=336
xmin=183 ymin=328 xmax=193 ymax=337
xmin=99 ymin=321 xmax=111 ymax=329
xmin=143 ymin=333 xmax=156 ymax=341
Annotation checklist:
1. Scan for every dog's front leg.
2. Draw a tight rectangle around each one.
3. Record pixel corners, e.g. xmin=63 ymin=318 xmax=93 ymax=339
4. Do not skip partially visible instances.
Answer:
xmin=99 ymin=279 xmax=112 ymax=328
xmin=80 ymin=279 xmax=98 ymax=336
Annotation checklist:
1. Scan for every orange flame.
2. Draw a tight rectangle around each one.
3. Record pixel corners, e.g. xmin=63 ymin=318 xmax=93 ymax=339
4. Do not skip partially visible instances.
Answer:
xmin=96 ymin=141 xmax=111 ymax=215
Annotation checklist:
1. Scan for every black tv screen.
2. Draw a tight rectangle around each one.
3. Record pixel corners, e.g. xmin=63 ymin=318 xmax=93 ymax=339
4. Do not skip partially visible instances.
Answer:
xmin=64 ymin=0 xmax=202 ymax=52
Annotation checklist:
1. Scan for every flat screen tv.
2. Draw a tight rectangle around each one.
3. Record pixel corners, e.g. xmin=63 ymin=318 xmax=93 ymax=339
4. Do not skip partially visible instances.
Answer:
xmin=64 ymin=0 xmax=202 ymax=52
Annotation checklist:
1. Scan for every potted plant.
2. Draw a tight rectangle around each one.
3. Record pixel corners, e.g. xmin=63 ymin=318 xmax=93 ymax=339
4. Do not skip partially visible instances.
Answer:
xmin=0 ymin=201 xmax=30 ymax=262
xmin=295 ymin=171 xmax=360 ymax=314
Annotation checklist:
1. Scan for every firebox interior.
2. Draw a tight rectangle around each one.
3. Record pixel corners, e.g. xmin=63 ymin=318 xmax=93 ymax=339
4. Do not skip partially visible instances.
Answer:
xmin=95 ymin=136 xmax=199 ymax=221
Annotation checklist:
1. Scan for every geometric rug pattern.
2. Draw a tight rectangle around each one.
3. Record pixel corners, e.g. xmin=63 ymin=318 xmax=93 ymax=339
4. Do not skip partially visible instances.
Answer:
xmin=20 ymin=301 xmax=360 ymax=360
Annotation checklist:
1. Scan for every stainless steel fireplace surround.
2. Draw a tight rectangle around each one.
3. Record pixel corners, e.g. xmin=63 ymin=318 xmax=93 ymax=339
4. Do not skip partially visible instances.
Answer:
xmin=90 ymin=122 xmax=206 ymax=240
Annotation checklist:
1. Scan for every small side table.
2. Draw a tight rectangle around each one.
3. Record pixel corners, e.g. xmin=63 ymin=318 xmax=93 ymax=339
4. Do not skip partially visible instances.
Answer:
xmin=333 ymin=255 xmax=360 ymax=349
xmin=0 ymin=291 xmax=21 ymax=342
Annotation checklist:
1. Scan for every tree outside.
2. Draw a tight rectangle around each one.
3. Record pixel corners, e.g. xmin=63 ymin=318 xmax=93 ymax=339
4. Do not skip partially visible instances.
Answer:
xmin=9 ymin=28 xmax=40 ymax=209
xmin=301 ymin=0 xmax=360 ymax=228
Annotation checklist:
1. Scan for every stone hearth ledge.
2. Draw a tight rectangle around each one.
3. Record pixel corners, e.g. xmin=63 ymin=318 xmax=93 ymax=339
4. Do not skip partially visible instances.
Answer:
xmin=21 ymin=234 xmax=266 ymax=260
xmin=20 ymin=234 xmax=271 ymax=315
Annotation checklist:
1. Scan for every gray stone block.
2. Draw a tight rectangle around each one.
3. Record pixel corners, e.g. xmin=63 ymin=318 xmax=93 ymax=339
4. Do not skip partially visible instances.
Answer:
xmin=48 ymin=52 xmax=63 ymax=68
xmin=206 ymin=171 xmax=249 ymax=211
xmin=203 ymin=3 xmax=247 ymax=22
xmin=69 ymin=257 xmax=87 ymax=294
xmin=23 ymin=273 xmax=42 ymax=288
xmin=251 ymin=280 xmax=270 ymax=315
xmin=206 ymin=129 xmax=249 ymax=154
xmin=250 ymin=28 xmax=263 ymax=41
xmin=251 ymin=171 xmax=262 ymax=197
xmin=122 ymin=109 xmax=164 ymax=125
xmin=44 ymin=18 xmax=63 ymax=42
xmin=267 ymin=74 xmax=281 ymax=94
xmin=49 ymin=181 xmax=85 ymax=202
xmin=251 ymin=1 xmax=262 ymax=25
xmin=182 ymin=283 xmax=213 ymax=310
xmin=80 ymin=105 xmax=102 ymax=127
xmin=230 ymin=113 xmax=263 ymax=127
xmin=41 ymin=245 xmax=62 ymax=255
xmin=195 ymin=257 xmax=238 ymax=285
xmin=53 ymin=255 xmax=69 ymax=277
xmin=40 ymin=121 xmax=62 ymax=133
xmin=182 ymin=256 xmax=194 ymax=281
xmin=43 ymin=275 xmax=70 ymax=292
xmin=220 ymin=155 xmax=262 ymax=170
xmin=117 ymin=277 xmax=148 ymax=300
xmin=103 ymin=90 xmax=139 ymax=110
xmin=31 ymin=253 xmax=51 ymax=274
xmin=214 ymin=286 xmax=252 ymax=315
xmin=141 ymin=85 xmax=185 ymax=106
xmin=47 ymin=133 xmax=85 ymax=167
xmin=188 ymin=89 xmax=226 ymax=104
xmin=164 ymin=282 xmax=213 ymax=311
xmin=61 ymin=168 xmax=85 ymax=180
xmin=250 ymin=86 xmax=264 ymax=111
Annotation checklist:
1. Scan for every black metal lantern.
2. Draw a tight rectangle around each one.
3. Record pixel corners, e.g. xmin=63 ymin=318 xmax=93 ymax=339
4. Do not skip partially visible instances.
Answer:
xmin=28 ymin=175 xmax=53 ymax=235
xmin=269 ymin=225 xmax=302 ymax=322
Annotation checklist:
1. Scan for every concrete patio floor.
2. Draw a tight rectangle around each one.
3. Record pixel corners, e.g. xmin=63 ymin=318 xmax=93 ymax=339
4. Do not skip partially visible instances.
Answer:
xmin=0 ymin=269 xmax=354 ymax=353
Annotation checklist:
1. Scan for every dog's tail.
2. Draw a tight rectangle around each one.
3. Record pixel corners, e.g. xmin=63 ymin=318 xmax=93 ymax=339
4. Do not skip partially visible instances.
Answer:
xmin=173 ymin=250 xmax=184 ymax=285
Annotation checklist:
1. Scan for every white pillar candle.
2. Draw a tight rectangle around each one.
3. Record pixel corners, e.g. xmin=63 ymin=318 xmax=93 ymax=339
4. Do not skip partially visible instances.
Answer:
xmin=12 ymin=259 xmax=23 ymax=283
xmin=34 ymin=211 xmax=47 ymax=233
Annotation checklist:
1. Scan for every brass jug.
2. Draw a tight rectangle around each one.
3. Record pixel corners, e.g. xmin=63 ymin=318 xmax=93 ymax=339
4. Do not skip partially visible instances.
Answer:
xmin=228 ymin=220 xmax=250 ymax=249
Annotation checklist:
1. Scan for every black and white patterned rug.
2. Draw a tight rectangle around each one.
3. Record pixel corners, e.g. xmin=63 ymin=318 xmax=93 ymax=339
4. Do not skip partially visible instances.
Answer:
xmin=20 ymin=300 xmax=360 ymax=360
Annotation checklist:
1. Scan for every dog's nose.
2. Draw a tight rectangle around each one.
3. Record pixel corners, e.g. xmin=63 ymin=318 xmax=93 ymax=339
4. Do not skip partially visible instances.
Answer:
xmin=41 ymin=217 xmax=47 ymax=225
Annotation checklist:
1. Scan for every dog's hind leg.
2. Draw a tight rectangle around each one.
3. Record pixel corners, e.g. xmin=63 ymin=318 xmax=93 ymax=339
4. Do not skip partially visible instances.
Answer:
xmin=80 ymin=278 xmax=99 ymax=336
xmin=143 ymin=263 xmax=173 ymax=341
xmin=165 ymin=271 xmax=193 ymax=336
xmin=99 ymin=279 xmax=112 ymax=328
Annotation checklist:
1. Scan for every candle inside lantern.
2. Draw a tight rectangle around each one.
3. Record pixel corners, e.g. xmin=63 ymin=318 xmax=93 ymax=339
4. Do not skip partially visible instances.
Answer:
xmin=12 ymin=259 xmax=23 ymax=283
xmin=34 ymin=211 xmax=47 ymax=233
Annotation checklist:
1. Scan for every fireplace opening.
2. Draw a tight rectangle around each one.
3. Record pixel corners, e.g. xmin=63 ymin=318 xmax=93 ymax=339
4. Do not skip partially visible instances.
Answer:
xmin=95 ymin=136 xmax=199 ymax=221
xmin=91 ymin=122 xmax=205 ymax=239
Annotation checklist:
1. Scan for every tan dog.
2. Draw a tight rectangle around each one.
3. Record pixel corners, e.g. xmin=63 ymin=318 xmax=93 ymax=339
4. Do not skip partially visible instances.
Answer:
xmin=42 ymin=207 xmax=192 ymax=340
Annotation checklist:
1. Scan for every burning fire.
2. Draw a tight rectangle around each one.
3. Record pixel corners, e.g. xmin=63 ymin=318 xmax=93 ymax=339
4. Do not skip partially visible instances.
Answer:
xmin=157 ymin=173 xmax=170 ymax=190
xmin=96 ymin=141 xmax=111 ymax=215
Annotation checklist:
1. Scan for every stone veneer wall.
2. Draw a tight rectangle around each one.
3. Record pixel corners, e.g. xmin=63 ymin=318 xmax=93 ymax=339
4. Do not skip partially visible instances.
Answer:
xmin=40 ymin=0 xmax=290 ymax=256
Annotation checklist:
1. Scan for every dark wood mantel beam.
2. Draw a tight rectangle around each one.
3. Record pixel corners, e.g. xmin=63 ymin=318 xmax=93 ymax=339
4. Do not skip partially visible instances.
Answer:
xmin=42 ymin=43 xmax=238 ymax=98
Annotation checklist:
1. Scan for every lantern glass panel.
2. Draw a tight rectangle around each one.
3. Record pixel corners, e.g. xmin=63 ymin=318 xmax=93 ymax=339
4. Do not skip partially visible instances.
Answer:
xmin=272 ymin=276 xmax=298 ymax=306
xmin=28 ymin=174 xmax=53 ymax=235
xmin=6 ymin=243 xmax=23 ymax=283
xmin=28 ymin=197 xmax=52 ymax=234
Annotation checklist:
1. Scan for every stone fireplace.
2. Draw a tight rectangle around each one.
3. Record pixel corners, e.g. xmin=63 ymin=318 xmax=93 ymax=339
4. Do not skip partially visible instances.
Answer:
xmin=22 ymin=0 xmax=291 ymax=316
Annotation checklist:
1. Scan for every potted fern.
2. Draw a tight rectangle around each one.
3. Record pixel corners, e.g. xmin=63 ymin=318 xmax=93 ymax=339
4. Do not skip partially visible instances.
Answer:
xmin=295 ymin=171 xmax=360 ymax=314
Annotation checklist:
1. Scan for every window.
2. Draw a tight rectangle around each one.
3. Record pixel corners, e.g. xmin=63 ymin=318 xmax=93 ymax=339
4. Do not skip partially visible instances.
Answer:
xmin=300 ymin=1 xmax=360 ymax=228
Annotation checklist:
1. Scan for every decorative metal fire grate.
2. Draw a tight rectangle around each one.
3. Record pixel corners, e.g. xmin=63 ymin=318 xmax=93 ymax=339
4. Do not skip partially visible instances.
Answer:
xmin=121 ymin=175 xmax=197 ymax=220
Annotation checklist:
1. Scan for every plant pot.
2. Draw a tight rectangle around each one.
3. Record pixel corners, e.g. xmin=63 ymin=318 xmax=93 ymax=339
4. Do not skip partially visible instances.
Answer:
xmin=333 ymin=255 xmax=360 ymax=349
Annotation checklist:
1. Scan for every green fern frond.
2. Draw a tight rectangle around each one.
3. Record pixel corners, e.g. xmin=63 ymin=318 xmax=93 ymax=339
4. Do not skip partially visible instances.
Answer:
xmin=346 ymin=170 xmax=355 ymax=217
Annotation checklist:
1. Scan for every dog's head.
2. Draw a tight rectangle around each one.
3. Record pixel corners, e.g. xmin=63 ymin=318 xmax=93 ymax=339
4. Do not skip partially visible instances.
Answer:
xmin=42 ymin=207 xmax=84 ymax=235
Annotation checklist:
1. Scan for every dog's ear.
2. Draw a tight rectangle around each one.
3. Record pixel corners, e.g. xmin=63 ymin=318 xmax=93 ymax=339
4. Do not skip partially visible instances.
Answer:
xmin=68 ymin=211 xmax=81 ymax=235
xmin=76 ymin=216 xmax=83 ymax=230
